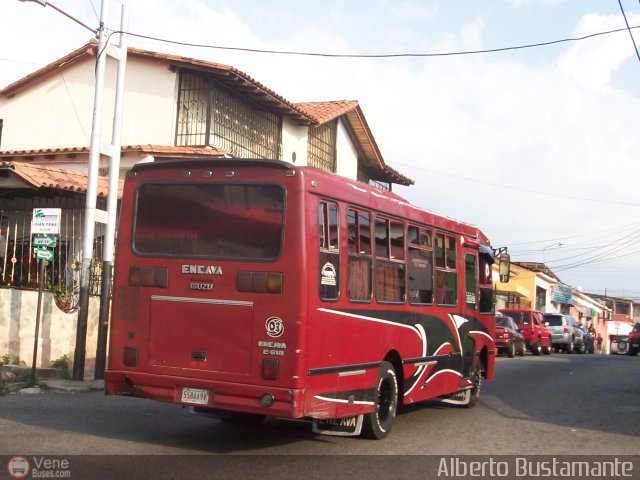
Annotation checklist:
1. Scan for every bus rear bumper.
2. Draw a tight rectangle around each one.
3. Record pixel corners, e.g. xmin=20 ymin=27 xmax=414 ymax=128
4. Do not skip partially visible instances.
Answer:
xmin=105 ymin=370 xmax=304 ymax=418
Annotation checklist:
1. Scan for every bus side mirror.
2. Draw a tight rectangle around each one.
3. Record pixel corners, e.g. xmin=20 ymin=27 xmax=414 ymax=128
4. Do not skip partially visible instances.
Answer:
xmin=498 ymin=252 xmax=510 ymax=283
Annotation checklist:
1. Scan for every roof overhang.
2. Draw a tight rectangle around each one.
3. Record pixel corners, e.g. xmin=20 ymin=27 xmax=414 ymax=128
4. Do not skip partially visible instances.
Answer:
xmin=0 ymin=144 xmax=227 ymax=161
xmin=0 ymin=42 xmax=316 ymax=125
xmin=0 ymin=161 xmax=120 ymax=198
xmin=296 ymin=101 xmax=414 ymax=187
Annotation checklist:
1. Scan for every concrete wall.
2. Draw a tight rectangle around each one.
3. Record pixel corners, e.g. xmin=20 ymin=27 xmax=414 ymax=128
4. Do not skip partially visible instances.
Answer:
xmin=282 ymin=119 xmax=308 ymax=166
xmin=0 ymin=288 xmax=100 ymax=376
xmin=335 ymin=119 xmax=358 ymax=180
xmin=281 ymin=118 xmax=359 ymax=182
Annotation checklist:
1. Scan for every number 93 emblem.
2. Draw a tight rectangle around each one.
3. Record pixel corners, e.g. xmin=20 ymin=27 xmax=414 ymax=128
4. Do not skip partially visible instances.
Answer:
xmin=265 ymin=317 xmax=284 ymax=338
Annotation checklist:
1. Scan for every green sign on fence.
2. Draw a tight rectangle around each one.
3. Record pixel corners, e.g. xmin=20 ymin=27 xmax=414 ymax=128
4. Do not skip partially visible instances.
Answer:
xmin=35 ymin=248 xmax=54 ymax=262
xmin=33 ymin=234 xmax=57 ymax=248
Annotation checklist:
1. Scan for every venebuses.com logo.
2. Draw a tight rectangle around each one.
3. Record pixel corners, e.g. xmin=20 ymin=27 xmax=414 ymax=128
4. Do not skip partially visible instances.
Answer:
xmin=7 ymin=457 xmax=29 ymax=479
xmin=7 ymin=456 xmax=71 ymax=479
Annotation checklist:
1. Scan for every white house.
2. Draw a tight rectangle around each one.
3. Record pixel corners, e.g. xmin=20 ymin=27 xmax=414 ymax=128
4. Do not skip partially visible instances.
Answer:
xmin=0 ymin=42 xmax=413 ymax=374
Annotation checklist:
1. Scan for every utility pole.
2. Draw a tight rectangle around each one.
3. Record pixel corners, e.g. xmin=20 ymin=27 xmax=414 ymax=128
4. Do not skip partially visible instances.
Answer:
xmin=18 ymin=0 xmax=121 ymax=381
xmin=73 ymin=0 xmax=109 ymax=381
xmin=95 ymin=0 xmax=129 ymax=380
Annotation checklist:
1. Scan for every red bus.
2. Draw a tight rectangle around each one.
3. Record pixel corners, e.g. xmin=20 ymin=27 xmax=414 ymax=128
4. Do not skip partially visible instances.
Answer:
xmin=106 ymin=159 xmax=508 ymax=439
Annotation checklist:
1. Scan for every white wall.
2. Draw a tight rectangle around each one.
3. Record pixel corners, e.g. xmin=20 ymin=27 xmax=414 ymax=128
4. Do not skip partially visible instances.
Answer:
xmin=0 ymin=60 xmax=95 ymax=150
xmin=0 ymin=55 xmax=178 ymax=151
xmin=281 ymin=119 xmax=308 ymax=166
xmin=105 ymin=56 xmax=178 ymax=147
xmin=335 ymin=119 xmax=358 ymax=180
xmin=535 ymin=275 xmax=556 ymax=312
xmin=282 ymin=118 xmax=359 ymax=182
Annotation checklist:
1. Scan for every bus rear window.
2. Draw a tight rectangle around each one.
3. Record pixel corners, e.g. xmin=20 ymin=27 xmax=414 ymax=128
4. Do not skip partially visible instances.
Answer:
xmin=133 ymin=183 xmax=284 ymax=259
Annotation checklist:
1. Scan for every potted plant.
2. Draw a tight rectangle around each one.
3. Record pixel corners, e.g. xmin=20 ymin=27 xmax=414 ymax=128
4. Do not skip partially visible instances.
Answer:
xmin=49 ymin=282 xmax=79 ymax=313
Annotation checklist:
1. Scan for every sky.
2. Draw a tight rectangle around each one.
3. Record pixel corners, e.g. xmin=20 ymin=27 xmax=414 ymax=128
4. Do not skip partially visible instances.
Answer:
xmin=1 ymin=0 xmax=640 ymax=299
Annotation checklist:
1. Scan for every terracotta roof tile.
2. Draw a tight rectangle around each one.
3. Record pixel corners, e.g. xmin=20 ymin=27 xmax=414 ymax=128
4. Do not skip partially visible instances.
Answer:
xmin=0 ymin=145 xmax=227 ymax=159
xmin=295 ymin=100 xmax=359 ymax=124
xmin=0 ymin=161 xmax=121 ymax=198
xmin=134 ymin=145 xmax=227 ymax=158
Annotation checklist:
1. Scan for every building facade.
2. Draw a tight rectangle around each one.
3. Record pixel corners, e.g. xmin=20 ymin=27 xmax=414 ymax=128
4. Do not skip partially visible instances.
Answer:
xmin=0 ymin=42 xmax=413 ymax=372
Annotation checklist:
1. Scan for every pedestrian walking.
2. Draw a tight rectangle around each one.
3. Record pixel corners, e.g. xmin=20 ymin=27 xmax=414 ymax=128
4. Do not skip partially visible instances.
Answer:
xmin=596 ymin=334 xmax=603 ymax=354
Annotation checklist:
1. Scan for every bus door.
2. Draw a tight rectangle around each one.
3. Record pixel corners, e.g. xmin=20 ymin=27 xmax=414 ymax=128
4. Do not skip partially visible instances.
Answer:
xmin=461 ymin=250 xmax=479 ymax=377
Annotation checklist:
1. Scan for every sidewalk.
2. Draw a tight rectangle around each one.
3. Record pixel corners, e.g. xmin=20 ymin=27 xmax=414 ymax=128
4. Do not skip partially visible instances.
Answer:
xmin=1 ymin=365 xmax=104 ymax=394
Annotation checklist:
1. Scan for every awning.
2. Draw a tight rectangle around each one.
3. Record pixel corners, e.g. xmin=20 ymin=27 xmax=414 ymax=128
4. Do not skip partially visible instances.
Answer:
xmin=0 ymin=161 xmax=121 ymax=198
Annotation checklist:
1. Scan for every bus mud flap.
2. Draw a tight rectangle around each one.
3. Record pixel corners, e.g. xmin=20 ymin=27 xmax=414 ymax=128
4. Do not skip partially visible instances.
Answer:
xmin=434 ymin=388 xmax=471 ymax=406
xmin=312 ymin=415 xmax=364 ymax=436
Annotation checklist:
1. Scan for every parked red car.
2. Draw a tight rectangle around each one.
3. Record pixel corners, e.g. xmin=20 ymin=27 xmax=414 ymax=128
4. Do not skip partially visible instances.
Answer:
xmin=495 ymin=314 xmax=526 ymax=358
xmin=498 ymin=308 xmax=552 ymax=356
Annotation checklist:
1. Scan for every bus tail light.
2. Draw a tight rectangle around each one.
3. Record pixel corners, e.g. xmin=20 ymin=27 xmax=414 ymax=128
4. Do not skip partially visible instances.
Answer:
xmin=237 ymin=271 xmax=283 ymax=294
xmin=123 ymin=346 xmax=139 ymax=367
xmin=261 ymin=359 xmax=279 ymax=381
xmin=129 ymin=266 xmax=168 ymax=288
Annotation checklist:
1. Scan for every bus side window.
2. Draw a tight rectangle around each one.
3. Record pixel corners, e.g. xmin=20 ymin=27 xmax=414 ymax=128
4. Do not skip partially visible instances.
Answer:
xmin=374 ymin=217 xmax=405 ymax=303
xmin=435 ymin=233 xmax=457 ymax=305
xmin=479 ymin=252 xmax=494 ymax=313
xmin=319 ymin=201 xmax=340 ymax=301
xmin=465 ymin=253 xmax=477 ymax=311
xmin=347 ymin=208 xmax=372 ymax=302
xmin=408 ymin=226 xmax=433 ymax=305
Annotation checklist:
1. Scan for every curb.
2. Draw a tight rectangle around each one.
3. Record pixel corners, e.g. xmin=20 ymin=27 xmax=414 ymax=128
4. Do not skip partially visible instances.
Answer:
xmin=40 ymin=380 xmax=104 ymax=394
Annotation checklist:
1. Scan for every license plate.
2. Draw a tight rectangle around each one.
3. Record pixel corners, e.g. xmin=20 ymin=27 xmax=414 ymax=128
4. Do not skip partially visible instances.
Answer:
xmin=181 ymin=387 xmax=209 ymax=405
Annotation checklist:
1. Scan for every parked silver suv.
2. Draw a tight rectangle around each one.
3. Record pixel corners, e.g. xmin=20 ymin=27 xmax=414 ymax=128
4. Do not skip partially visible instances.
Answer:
xmin=543 ymin=313 xmax=585 ymax=353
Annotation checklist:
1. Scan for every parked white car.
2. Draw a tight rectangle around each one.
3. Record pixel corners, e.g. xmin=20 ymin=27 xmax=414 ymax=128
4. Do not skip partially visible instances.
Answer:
xmin=611 ymin=335 xmax=630 ymax=355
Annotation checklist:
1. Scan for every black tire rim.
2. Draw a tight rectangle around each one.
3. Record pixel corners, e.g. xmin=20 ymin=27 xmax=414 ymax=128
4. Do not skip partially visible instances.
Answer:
xmin=377 ymin=378 xmax=394 ymax=424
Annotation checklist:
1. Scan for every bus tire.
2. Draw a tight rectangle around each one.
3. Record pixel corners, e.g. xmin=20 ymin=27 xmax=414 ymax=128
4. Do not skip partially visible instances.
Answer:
xmin=464 ymin=358 xmax=485 ymax=409
xmin=362 ymin=362 xmax=398 ymax=440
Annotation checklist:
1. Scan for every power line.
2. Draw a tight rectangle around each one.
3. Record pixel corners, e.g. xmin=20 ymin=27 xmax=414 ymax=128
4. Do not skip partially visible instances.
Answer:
xmin=393 ymin=162 xmax=640 ymax=207
xmin=4 ymin=21 xmax=640 ymax=71
xmin=508 ymin=220 xmax=640 ymax=250
xmin=548 ymin=231 xmax=640 ymax=270
xmin=503 ymin=220 xmax=640 ymax=247
xmin=507 ymin=221 xmax=640 ymax=276
xmin=552 ymin=247 xmax=640 ymax=272
xmin=0 ymin=58 xmax=44 ymax=66
xmin=83 ymin=22 xmax=637 ymax=60
xmin=618 ymin=0 xmax=640 ymax=65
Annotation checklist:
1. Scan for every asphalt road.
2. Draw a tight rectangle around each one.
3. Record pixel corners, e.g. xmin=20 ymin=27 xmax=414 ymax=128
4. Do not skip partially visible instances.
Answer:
xmin=0 ymin=353 xmax=638 ymax=479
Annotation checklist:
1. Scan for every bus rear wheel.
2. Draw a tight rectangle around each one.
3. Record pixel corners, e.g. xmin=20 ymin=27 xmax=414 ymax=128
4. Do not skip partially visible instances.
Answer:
xmin=362 ymin=362 xmax=398 ymax=440
xmin=464 ymin=359 xmax=485 ymax=409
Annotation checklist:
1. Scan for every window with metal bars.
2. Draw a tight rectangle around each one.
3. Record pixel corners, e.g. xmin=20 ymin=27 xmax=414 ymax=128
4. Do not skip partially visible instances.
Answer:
xmin=175 ymin=73 xmax=209 ymax=147
xmin=307 ymin=120 xmax=337 ymax=172
xmin=175 ymin=71 xmax=282 ymax=159
xmin=368 ymin=179 xmax=391 ymax=192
